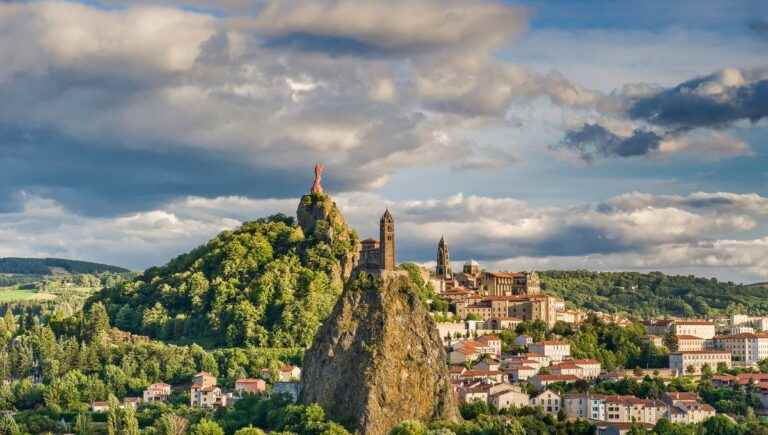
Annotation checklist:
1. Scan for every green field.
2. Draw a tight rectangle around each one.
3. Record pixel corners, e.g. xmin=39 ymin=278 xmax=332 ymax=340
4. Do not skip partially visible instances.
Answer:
xmin=0 ymin=286 xmax=56 ymax=302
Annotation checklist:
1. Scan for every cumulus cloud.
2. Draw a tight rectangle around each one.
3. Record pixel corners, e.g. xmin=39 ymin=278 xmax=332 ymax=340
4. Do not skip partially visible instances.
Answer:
xmin=247 ymin=0 xmax=528 ymax=55
xmin=0 ymin=0 xmax=607 ymax=215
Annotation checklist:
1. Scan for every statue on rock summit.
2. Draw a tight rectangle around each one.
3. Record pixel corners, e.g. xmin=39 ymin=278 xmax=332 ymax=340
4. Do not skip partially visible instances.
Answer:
xmin=311 ymin=163 xmax=324 ymax=194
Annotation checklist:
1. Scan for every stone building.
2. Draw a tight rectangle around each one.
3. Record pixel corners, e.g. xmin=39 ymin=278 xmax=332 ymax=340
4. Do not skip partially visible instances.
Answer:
xmin=436 ymin=236 xmax=452 ymax=280
xmin=454 ymin=260 xmax=482 ymax=289
xmin=359 ymin=210 xmax=397 ymax=271
xmin=482 ymin=271 xmax=541 ymax=296
xmin=456 ymin=295 xmax=559 ymax=326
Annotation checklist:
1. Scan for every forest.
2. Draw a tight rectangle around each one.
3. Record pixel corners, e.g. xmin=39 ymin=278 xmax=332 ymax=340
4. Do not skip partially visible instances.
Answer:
xmin=0 ymin=258 xmax=129 ymax=275
xmin=540 ymin=270 xmax=768 ymax=318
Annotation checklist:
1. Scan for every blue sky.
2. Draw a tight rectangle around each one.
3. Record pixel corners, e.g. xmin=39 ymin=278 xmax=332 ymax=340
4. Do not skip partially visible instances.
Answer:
xmin=1 ymin=0 xmax=768 ymax=282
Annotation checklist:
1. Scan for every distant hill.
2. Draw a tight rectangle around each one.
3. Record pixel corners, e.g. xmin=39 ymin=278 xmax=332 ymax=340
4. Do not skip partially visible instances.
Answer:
xmin=540 ymin=270 xmax=768 ymax=318
xmin=0 ymin=257 xmax=130 ymax=275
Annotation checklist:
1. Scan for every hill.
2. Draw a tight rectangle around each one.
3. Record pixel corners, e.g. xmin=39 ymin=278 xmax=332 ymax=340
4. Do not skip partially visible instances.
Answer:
xmin=540 ymin=270 xmax=768 ymax=318
xmin=90 ymin=193 xmax=360 ymax=348
xmin=0 ymin=257 xmax=129 ymax=275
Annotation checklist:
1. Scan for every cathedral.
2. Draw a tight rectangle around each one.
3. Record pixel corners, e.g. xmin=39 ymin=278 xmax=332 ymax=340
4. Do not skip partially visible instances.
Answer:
xmin=360 ymin=209 xmax=396 ymax=271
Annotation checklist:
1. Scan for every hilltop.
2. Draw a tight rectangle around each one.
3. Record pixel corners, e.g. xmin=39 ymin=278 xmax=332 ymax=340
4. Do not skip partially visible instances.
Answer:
xmin=0 ymin=257 xmax=129 ymax=275
xmin=540 ymin=270 xmax=768 ymax=318
xmin=90 ymin=194 xmax=360 ymax=348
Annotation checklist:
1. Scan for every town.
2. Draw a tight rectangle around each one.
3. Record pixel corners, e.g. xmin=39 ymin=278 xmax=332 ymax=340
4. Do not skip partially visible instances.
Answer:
xmin=428 ymin=234 xmax=768 ymax=434
xmin=60 ymin=211 xmax=768 ymax=435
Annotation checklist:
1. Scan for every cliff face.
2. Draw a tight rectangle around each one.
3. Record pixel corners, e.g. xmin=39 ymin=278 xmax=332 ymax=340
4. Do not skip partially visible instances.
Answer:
xmin=297 ymin=193 xmax=360 ymax=285
xmin=301 ymin=272 xmax=460 ymax=435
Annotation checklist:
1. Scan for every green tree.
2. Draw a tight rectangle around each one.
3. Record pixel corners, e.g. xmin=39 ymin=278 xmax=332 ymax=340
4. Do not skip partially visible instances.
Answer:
xmin=122 ymin=406 xmax=140 ymax=435
xmin=74 ymin=413 xmax=93 ymax=435
xmin=190 ymin=419 xmax=224 ymax=435
xmin=390 ymin=420 xmax=427 ymax=435
xmin=234 ymin=427 xmax=265 ymax=435
xmin=156 ymin=414 xmax=189 ymax=435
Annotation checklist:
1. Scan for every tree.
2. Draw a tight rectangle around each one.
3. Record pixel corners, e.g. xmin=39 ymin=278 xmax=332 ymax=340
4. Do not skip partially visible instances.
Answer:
xmin=156 ymin=414 xmax=189 ymax=435
xmin=389 ymin=420 xmax=427 ymax=435
xmin=686 ymin=365 xmax=696 ymax=375
xmin=87 ymin=302 xmax=110 ymax=341
xmin=106 ymin=395 xmax=121 ymax=435
xmin=234 ymin=428 xmax=266 ymax=435
xmin=74 ymin=413 xmax=93 ymax=435
xmin=190 ymin=419 xmax=224 ymax=435
xmin=122 ymin=406 xmax=140 ymax=435
xmin=0 ymin=414 xmax=21 ymax=435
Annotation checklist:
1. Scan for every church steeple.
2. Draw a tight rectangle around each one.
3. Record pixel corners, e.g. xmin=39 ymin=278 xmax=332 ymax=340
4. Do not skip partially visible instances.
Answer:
xmin=436 ymin=235 xmax=451 ymax=279
xmin=379 ymin=209 xmax=395 ymax=271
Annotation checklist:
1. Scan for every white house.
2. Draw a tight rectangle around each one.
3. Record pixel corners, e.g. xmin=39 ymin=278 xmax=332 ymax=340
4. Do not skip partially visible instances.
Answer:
xmin=529 ymin=341 xmax=570 ymax=362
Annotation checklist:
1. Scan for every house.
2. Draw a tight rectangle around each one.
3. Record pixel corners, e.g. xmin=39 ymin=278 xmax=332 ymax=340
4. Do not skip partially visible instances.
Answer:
xmin=476 ymin=335 xmax=502 ymax=356
xmin=458 ymin=383 xmax=491 ymax=404
xmin=505 ymin=364 xmax=538 ymax=382
xmin=603 ymin=395 xmax=667 ymax=425
xmin=192 ymin=372 xmax=217 ymax=387
xmin=450 ymin=339 xmax=498 ymax=365
xmin=711 ymin=372 xmax=768 ymax=387
xmin=489 ymin=385 xmax=530 ymax=410
xmin=474 ymin=358 xmax=500 ymax=371
xmin=663 ymin=392 xmax=716 ymax=424
xmin=530 ymin=389 xmax=561 ymax=414
xmin=235 ymin=378 xmax=267 ymax=396
xmin=669 ymin=350 xmax=731 ymax=375
xmin=563 ymin=393 xmax=591 ymax=419
xmin=278 ymin=365 xmax=302 ymax=382
xmin=514 ymin=335 xmax=533 ymax=347
xmin=449 ymin=366 xmax=467 ymax=381
xmin=529 ymin=341 xmax=570 ymax=362
xmin=191 ymin=384 xmax=228 ymax=408
xmin=92 ymin=401 xmax=110 ymax=413
xmin=529 ymin=374 xmax=578 ymax=390
xmin=143 ymin=383 xmax=171 ymax=403
xmin=459 ymin=370 xmax=504 ymax=384
xmin=123 ymin=397 xmax=141 ymax=409
xmin=549 ymin=359 xmax=601 ymax=379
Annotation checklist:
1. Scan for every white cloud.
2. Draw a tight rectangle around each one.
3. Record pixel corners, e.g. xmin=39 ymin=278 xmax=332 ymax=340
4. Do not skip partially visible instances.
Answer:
xmin=5 ymin=190 xmax=768 ymax=282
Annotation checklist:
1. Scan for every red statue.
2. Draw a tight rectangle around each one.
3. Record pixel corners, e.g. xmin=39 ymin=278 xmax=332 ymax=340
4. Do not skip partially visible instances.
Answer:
xmin=311 ymin=163 xmax=324 ymax=194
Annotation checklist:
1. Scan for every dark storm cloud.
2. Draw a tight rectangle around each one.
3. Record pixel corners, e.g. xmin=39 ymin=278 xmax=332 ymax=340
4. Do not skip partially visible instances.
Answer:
xmin=555 ymin=123 xmax=662 ymax=161
xmin=750 ymin=20 xmax=768 ymax=37
xmin=628 ymin=74 xmax=768 ymax=129
xmin=0 ymin=125 xmax=346 ymax=216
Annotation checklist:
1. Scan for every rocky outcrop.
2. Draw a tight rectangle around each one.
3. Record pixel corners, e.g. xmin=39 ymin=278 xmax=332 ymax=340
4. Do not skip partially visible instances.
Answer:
xmin=301 ymin=272 xmax=460 ymax=435
xmin=297 ymin=193 xmax=360 ymax=285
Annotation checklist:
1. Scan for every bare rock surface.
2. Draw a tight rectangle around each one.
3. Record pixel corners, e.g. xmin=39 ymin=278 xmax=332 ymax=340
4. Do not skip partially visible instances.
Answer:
xmin=301 ymin=272 xmax=460 ymax=435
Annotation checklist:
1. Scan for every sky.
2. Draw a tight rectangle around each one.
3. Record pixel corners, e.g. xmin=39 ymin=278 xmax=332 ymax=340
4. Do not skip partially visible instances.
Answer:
xmin=1 ymin=0 xmax=768 ymax=282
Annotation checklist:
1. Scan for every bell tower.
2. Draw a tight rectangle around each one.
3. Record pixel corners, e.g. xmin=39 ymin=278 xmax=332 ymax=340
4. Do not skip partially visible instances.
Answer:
xmin=436 ymin=235 xmax=451 ymax=279
xmin=379 ymin=209 xmax=395 ymax=271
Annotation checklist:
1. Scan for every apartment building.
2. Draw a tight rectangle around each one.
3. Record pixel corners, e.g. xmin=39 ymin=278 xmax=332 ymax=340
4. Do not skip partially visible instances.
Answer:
xmin=712 ymin=332 xmax=768 ymax=364
xmin=672 ymin=321 xmax=715 ymax=340
xmin=669 ymin=350 xmax=731 ymax=375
